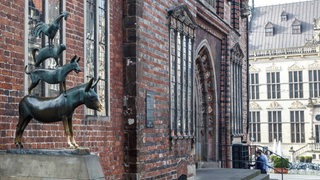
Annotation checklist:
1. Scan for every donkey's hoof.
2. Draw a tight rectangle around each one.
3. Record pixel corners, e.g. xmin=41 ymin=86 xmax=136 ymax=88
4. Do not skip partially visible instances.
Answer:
xmin=15 ymin=142 xmax=23 ymax=149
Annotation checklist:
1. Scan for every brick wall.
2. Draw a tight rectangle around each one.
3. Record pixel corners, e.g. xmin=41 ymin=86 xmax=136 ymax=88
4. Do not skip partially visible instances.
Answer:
xmin=0 ymin=0 xmax=25 ymax=150
xmin=0 ymin=0 xmax=125 ymax=179
xmin=123 ymin=0 xmax=249 ymax=178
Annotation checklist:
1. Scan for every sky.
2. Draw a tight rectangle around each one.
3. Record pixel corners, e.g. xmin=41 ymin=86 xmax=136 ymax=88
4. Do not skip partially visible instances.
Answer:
xmin=248 ymin=0 xmax=312 ymax=7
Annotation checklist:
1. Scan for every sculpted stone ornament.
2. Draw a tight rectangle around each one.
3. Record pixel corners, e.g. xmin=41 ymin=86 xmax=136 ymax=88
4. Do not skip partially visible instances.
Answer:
xmin=33 ymin=11 xmax=69 ymax=46
xmin=25 ymin=55 xmax=81 ymax=94
xmin=15 ymin=78 xmax=103 ymax=149
xmin=32 ymin=44 xmax=66 ymax=67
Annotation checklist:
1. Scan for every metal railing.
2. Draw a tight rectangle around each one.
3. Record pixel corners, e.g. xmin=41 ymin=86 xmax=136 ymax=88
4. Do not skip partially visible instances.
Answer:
xmin=221 ymin=144 xmax=289 ymax=180
xmin=253 ymin=145 xmax=289 ymax=180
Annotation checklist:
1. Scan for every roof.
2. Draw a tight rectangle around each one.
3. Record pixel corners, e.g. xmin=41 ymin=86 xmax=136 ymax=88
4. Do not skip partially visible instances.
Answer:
xmin=249 ymin=0 xmax=320 ymax=51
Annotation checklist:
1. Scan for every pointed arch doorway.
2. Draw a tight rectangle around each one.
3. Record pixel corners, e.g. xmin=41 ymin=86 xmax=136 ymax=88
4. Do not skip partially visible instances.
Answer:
xmin=194 ymin=44 xmax=219 ymax=167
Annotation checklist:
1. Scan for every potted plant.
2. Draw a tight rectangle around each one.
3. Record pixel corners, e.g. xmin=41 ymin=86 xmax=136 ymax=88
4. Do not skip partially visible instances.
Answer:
xmin=305 ymin=156 xmax=313 ymax=163
xmin=273 ymin=156 xmax=289 ymax=174
xmin=299 ymin=156 xmax=305 ymax=163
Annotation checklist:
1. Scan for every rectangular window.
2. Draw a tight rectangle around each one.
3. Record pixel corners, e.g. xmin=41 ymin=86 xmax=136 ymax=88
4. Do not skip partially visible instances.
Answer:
xmin=316 ymin=125 xmax=320 ymax=143
xmin=309 ymin=69 xmax=320 ymax=98
xmin=265 ymin=27 xmax=274 ymax=36
xmin=231 ymin=60 xmax=243 ymax=135
xmin=27 ymin=0 xmax=63 ymax=96
xmin=290 ymin=111 xmax=305 ymax=143
xmin=267 ymin=72 xmax=281 ymax=99
xmin=268 ymin=111 xmax=282 ymax=142
xmin=85 ymin=0 xmax=109 ymax=116
xmin=281 ymin=15 xmax=287 ymax=21
xmin=249 ymin=111 xmax=261 ymax=142
xmin=169 ymin=14 xmax=195 ymax=136
xmin=292 ymin=25 xmax=301 ymax=34
xmin=289 ymin=71 xmax=303 ymax=98
xmin=249 ymin=73 xmax=259 ymax=99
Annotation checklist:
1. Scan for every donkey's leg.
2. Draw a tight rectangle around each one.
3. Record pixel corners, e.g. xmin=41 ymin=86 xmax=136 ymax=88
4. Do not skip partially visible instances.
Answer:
xmin=62 ymin=118 xmax=74 ymax=148
xmin=15 ymin=117 xmax=24 ymax=148
xmin=15 ymin=116 xmax=32 ymax=148
xmin=68 ymin=117 xmax=79 ymax=148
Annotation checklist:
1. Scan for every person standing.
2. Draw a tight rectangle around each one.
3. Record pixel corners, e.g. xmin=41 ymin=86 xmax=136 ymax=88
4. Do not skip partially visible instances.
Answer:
xmin=255 ymin=150 xmax=267 ymax=174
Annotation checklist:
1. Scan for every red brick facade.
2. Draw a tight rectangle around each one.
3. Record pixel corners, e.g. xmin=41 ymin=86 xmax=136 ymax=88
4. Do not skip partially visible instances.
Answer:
xmin=0 ymin=0 xmax=249 ymax=179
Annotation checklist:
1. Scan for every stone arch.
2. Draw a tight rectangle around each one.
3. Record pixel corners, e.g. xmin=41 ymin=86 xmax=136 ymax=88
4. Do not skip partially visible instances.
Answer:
xmin=194 ymin=41 xmax=219 ymax=164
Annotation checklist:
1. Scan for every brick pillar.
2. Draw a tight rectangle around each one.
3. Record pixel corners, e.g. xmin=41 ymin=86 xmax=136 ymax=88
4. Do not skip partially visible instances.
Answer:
xmin=123 ymin=0 xmax=139 ymax=178
xmin=220 ymin=35 xmax=232 ymax=168
xmin=216 ymin=0 xmax=224 ymax=19
xmin=231 ymin=0 xmax=240 ymax=29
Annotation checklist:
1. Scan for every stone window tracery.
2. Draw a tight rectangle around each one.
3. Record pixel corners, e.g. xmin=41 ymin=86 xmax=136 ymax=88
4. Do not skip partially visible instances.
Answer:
xmin=168 ymin=5 xmax=196 ymax=137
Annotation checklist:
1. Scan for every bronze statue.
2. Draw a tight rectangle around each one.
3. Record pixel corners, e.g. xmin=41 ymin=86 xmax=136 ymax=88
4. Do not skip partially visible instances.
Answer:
xmin=33 ymin=11 xmax=69 ymax=46
xmin=15 ymin=78 xmax=103 ymax=149
xmin=32 ymin=44 xmax=66 ymax=67
xmin=25 ymin=55 xmax=81 ymax=94
xmin=15 ymin=11 xmax=101 ymax=149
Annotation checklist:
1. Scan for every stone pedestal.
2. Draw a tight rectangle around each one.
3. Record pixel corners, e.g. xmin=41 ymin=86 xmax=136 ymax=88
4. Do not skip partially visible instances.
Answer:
xmin=0 ymin=148 xmax=105 ymax=180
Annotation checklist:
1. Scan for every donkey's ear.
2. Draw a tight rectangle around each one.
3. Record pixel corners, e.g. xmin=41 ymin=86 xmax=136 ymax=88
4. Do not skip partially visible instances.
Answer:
xmin=70 ymin=55 xmax=77 ymax=62
xmin=91 ymin=77 xmax=100 ymax=89
xmin=77 ymin=57 xmax=80 ymax=62
xmin=85 ymin=78 xmax=94 ymax=92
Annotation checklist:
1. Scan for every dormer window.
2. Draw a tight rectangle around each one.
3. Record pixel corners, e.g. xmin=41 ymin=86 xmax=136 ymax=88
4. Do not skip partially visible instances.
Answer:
xmin=265 ymin=22 xmax=274 ymax=36
xmin=281 ymin=11 xmax=287 ymax=21
xmin=292 ymin=19 xmax=302 ymax=34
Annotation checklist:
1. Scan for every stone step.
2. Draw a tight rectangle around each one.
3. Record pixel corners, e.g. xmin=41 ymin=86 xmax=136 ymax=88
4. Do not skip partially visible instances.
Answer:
xmin=196 ymin=168 xmax=266 ymax=180
xmin=250 ymin=174 xmax=270 ymax=180
xmin=197 ymin=161 xmax=220 ymax=168
xmin=242 ymin=170 xmax=263 ymax=180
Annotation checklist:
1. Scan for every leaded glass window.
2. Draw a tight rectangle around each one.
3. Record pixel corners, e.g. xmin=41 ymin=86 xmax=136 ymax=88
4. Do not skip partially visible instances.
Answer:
xmin=231 ymin=44 xmax=244 ymax=136
xmin=169 ymin=6 xmax=195 ymax=137
xmin=85 ymin=0 xmax=109 ymax=116
xmin=27 ymin=0 xmax=62 ymax=96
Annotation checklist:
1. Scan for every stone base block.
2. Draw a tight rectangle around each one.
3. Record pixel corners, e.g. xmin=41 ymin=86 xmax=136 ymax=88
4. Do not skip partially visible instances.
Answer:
xmin=0 ymin=149 xmax=105 ymax=180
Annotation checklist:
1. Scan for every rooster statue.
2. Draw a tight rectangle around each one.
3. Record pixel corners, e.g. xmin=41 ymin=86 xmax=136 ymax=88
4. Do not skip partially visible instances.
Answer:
xmin=33 ymin=11 xmax=69 ymax=46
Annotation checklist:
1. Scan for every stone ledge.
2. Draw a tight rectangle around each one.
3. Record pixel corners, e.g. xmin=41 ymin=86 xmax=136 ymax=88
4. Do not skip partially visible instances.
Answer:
xmin=6 ymin=147 xmax=91 ymax=156
xmin=0 ymin=149 xmax=105 ymax=180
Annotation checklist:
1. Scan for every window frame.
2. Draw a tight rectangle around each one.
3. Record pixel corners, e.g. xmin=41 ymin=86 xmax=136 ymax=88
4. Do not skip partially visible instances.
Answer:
xmin=84 ymin=0 xmax=110 ymax=118
xmin=290 ymin=110 xmax=305 ymax=143
xmin=168 ymin=6 xmax=196 ymax=138
xmin=289 ymin=70 xmax=303 ymax=98
xmin=249 ymin=73 xmax=259 ymax=100
xmin=26 ymin=0 xmax=65 ymax=96
xmin=268 ymin=111 xmax=282 ymax=142
xmin=267 ymin=72 xmax=281 ymax=99
xmin=249 ymin=111 xmax=261 ymax=143
xmin=265 ymin=27 xmax=274 ymax=36
xmin=309 ymin=69 xmax=320 ymax=98
xmin=231 ymin=44 xmax=244 ymax=136
xmin=292 ymin=24 xmax=301 ymax=34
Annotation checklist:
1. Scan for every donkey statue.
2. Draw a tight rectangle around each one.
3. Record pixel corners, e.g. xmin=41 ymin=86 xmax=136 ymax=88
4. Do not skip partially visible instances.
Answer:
xmin=25 ymin=55 xmax=81 ymax=94
xmin=15 ymin=78 xmax=103 ymax=148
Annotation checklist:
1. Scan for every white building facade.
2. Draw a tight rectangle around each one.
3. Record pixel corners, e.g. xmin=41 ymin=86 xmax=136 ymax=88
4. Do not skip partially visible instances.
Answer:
xmin=249 ymin=0 xmax=320 ymax=162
